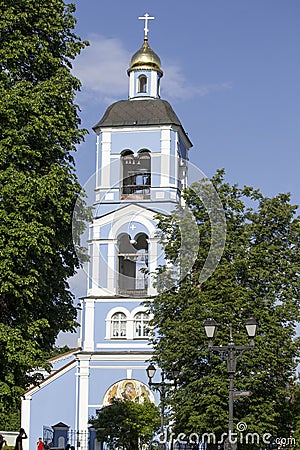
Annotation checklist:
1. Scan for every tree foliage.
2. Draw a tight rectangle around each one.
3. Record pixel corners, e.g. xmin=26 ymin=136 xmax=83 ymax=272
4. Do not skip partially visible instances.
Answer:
xmin=89 ymin=398 xmax=161 ymax=450
xmin=0 ymin=0 xmax=88 ymax=427
xmin=148 ymin=170 xmax=300 ymax=447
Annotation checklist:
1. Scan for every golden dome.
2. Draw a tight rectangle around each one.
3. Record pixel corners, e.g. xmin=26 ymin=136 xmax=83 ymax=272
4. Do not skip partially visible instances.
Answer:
xmin=128 ymin=38 xmax=163 ymax=75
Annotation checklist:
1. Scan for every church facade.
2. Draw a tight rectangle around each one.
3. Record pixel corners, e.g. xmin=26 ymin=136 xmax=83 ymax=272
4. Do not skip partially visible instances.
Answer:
xmin=21 ymin=15 xmax=192 ymax=450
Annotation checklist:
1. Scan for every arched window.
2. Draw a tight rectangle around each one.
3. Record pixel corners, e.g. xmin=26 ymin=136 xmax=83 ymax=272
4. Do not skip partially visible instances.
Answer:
xmin=138 ymin=75 xmax=147 ymax=93
xmin=117 ymin=232 xmax=149 ymax=297
xmin=121 ymin=149 xmax=151 ymax=200
xmin=134 ymin=312 xmax=150 ymax=338
xmin=111 ymin=312 xmax=127 ymax=338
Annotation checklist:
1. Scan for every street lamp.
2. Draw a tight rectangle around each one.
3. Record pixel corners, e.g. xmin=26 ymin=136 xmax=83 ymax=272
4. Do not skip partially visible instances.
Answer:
xmin=204 ymin=318 xmax=258 ymax=450
xmin=245 ymin=317 xmax=258 ymax=343
xmin=203 ymin=318 xmax=217 ymax=341
xmin=146 ymin=363 xmax=157 ymax=381
xmin=146 ymin=363 xmax=178 ymax=450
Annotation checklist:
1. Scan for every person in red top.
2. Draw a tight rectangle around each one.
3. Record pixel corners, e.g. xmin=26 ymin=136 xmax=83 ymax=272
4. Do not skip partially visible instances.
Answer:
xmin=36 ymin=438 xmax=44 ymax=450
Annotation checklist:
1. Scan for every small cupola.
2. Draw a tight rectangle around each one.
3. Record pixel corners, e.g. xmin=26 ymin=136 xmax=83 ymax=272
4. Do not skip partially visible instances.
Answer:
xmin=128 ymin=13 xmax=163 ymax=99
xmin=128 ymin=38 xmax=163 ymax=75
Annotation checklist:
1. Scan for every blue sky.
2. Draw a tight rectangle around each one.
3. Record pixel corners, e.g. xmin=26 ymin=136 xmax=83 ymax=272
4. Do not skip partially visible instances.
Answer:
xmin=57 ymin=0 xmax=300 ymax=345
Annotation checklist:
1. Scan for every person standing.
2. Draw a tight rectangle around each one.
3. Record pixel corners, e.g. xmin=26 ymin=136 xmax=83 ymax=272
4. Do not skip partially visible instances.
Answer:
xmin=36 ymin=438 xmax=44 ymax=450
xmin=0 ymin=435 xmax=7 ymax=450
xmin=14 ymin=429 xmax=27 ymax=450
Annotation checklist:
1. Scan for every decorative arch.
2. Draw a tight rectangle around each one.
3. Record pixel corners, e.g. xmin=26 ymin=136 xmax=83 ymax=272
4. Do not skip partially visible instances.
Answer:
xmin=138 ymin=148 xmax=151 ymax=155
xmin=108 ymin=212 xmax=157 ymax=241
xmin=105 ymin=306 xmax=130 ymax=321
xmin=121 ymin=149 xmax=134 ymax=159
xmin=130 ymin=305 xmax=150 ymax=317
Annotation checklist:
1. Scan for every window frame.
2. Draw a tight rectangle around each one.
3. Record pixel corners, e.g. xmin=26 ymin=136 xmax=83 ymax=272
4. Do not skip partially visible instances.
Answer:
xmin=138 ymin=74 xmax=147 ymax=93
xmin=110 ymin=311 xmax=127 ymax=339
xmin=105 ymin=307 xmax=152 ymax=340
xmin=133 ymin=311 xmax=151 ymax=339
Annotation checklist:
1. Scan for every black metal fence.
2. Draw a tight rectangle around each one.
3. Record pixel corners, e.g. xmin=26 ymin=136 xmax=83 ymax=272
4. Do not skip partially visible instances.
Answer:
xmin=68 ymin=430 xmax=89 ymax=449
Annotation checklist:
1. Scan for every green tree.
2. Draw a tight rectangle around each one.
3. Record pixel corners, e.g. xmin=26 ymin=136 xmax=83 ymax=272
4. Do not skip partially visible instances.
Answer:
xmin=90 ymin=398 xmax=161 ymax=450
xmin=0 ymin=0 xmax=88 ymax=427
xmin=148 ymin=170 xmax=300 ymax=448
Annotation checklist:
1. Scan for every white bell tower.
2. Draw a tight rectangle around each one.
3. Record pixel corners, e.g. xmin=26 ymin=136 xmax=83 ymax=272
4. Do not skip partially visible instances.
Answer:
xmin=77 ymin=13 xmax=193 ymax=435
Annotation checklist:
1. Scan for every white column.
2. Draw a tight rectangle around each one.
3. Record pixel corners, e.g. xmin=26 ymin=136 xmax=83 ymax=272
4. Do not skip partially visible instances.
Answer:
xmin=150 ymin=71 xmax=158 ymax=97
xmin=91 ymin=241 xmax=99 ymax=293
xmin=83 ymin=299 xmax=95 ymax=351
xmin=107 ymin=240 xmax=116 ymax=294
xmin=160 ymin=129 xmax=171 ymax=186
xmin=21 ymin=397 xmax=31 ymax=450
xmin=78 ymin=302 xmax=83 ymax=348
xmin=149 ymin=239 xmax=158 ymax=296
xmin=101 ymin=131 xmax=111 ymax=188
xmin=129 ymin=72 xmax=135 ymax=98
xmin=75 ymin=362 xmax=80 ymax=435
xmin=127 ymin=318 xmax=134 ymax=340
xmin=175 ymin=133 xmax=179 ymax=187
xmin=95 ymin=134 xmax=100 ymax=188
xmin=77 ymin=356 xmax=91 ymax=440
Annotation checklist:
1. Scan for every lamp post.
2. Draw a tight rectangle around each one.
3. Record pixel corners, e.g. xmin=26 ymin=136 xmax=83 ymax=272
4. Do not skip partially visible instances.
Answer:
xmin=146 ymin=363 xmax=179 ymax=450
xmin=204 ymin=318 xmax=258 ymax=450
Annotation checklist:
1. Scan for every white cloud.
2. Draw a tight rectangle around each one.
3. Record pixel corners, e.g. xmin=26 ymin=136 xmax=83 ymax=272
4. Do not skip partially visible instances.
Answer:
xmin=162 ymin=63 xmax=232 ymax=100
xmin=73 ymin=34 xmax=130 ymax=104
xmin=73 ymin=34 xmax=231 ymax=104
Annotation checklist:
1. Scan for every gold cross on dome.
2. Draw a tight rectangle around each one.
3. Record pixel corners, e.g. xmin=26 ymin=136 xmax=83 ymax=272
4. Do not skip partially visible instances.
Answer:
xmin=138 ymin=13 xmax=155 ymax=39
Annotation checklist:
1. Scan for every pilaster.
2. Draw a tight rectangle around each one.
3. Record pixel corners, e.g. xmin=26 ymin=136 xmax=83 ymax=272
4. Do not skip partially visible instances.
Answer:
xmin=83 ymin=299 xmax=95 ymax=351
xmin=21 ymin=397 xmax=31 ymax=450
xmin=77 ymin=355 xmax=91 ymax=435
xmin=160 ymin=128 xmax=171 ymax=186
